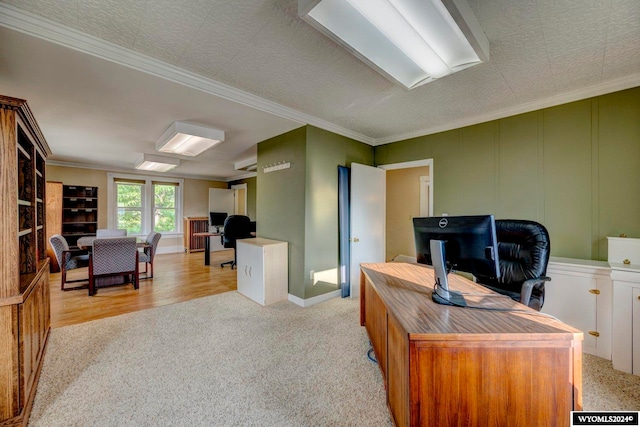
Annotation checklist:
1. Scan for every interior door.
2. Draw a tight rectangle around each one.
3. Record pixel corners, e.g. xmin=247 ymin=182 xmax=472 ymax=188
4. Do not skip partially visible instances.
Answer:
xmin=350 ymin=163 xmax=386 ymax=298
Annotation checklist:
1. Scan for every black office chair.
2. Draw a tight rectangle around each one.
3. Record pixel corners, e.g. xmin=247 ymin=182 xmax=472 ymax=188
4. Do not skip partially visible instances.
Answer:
xmin=220 ymin=215 xmax=254 ymax=269
xmin=475 ymin=219 xmax=551 ymax=311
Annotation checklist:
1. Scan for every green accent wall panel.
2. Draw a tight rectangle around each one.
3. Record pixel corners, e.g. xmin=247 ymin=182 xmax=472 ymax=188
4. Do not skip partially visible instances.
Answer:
xmin=426 ymin=131 xmax=464 ymax=215
xmin=598 ymin=87 xmax=640 ymax=259
xmin=374 ymin=86 xmax=640 ymax=261
xmin=496 ymin=112 xmax=541 ymax=220
xmin=304 ymin=126 xmax=373 ymax=298
xmin=256 ymin=125 xmax=373 ymax=301
xmin=257 ymin=127 xmax=306 ymax=298
xmin=543 ymin=100 xmax=593 ymax=259
xmin=456 ymin=122 xmax=497 ymax=215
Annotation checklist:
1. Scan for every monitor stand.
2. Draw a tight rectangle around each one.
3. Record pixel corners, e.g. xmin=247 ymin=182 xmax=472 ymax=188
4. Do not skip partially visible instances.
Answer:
xmin=430 ymin=239 xmax=467 ymax=306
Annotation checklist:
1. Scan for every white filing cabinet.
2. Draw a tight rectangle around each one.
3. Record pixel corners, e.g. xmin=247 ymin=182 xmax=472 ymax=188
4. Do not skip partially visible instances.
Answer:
xmin=608 ymin=236 xmax=640 ymax=375
xmin=236 ymin=238 xmax=288 ymax=306
xmin=610 ymin=264 xmax=640 ymax=375
xmin=544 ymin=257 xmax=612 ymax=359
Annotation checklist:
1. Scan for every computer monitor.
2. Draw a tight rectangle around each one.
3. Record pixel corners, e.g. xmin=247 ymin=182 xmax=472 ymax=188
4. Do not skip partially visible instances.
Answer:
xmin=413 ymin=215 xmax=500 ymax=307
xmin=209 ymin=212 xmax=228 ymax=228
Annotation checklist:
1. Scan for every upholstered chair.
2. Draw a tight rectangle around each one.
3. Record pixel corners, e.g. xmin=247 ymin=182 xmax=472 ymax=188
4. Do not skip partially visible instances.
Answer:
xmin=49 ymin=234 xmax=90 ymax=291
xmin=139 ymin=232 xmax=161 ymax=279
xmin=220 ymin=215 xmax=254 ymax=269
xmin=475 ymin=219 xmax=551 ymax=311
xmin=89 ymin=237 xmax=138 ymax=296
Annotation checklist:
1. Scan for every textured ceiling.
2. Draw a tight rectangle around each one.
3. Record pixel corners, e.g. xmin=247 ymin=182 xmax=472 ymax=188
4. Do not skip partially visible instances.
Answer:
xmin=0 ymin=0 xmax=639 ymax=180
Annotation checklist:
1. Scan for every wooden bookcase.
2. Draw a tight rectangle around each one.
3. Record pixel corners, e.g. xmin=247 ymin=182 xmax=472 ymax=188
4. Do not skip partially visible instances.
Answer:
xmin=184 ymin=216 xmax=210 ymax=253
xmin=61 ymin=185 xmax=98 ymax=249
xmin=45 ymin=181 xmax=63 ymax=272
xmin=0 ymin=95 xmax=51 ymax=426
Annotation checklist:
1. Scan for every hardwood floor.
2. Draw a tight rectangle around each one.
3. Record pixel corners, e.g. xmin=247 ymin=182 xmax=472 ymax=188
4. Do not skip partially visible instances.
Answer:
xmin=49 ymin=250 xmax=238 ymax=328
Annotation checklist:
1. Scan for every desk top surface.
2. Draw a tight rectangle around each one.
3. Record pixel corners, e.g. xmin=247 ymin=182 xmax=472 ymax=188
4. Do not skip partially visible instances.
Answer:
xmin=361 ymin=262 xmax=582 ymax=341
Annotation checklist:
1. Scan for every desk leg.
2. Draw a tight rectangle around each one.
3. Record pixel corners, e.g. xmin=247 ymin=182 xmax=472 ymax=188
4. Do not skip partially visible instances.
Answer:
xmin=204 ymin=237 xmax=210 ymax=266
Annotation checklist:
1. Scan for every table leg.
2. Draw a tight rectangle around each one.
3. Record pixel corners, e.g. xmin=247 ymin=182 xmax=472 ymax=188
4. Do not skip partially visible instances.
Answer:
xmin=204 ymin=236 xmax=210 ymax=266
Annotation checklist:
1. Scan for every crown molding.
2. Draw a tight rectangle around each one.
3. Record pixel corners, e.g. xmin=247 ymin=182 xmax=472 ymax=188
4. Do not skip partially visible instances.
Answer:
xmin=0 ymin=3 xmax=375 ymax=145
xmin=372 ymin=73 xmax=640 ymax=146
xmin=2 ymin=3 xmax=637 ymax=149
xmin=46 ymin=159 xmax=240 ymax=182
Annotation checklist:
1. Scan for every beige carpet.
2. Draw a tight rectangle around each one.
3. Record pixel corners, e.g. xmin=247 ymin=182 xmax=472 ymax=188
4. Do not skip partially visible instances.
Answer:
xmin=30 ymin=292 xmax=640 ymax=426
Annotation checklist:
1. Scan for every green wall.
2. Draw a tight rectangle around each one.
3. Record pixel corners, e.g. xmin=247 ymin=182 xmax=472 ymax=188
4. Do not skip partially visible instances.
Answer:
xmin=304 ymin=126 xmax=374 ymax=298
xmin=256 ymin=125 xmax=373 ymax=300
xmin=375 ymin=86 xmax=640 ymax=260
xmin=257 ymin=127 xmax=307 ymax=298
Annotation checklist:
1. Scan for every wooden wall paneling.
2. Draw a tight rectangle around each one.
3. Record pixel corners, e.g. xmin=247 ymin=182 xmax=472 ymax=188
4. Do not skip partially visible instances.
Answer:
xmin=45 ymin=181 xmax=63 ymax=272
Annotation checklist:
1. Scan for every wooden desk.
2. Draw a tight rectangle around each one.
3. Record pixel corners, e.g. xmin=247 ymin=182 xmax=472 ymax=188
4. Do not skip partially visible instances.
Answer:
xmin=192 ymin=232 xmax=221 ymax=266
xmin=360 ymin=262 xmax=583 ymax=427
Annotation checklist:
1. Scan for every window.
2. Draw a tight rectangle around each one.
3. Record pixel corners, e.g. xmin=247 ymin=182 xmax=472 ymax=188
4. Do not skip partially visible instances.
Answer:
xmin=153 ymin=182 xmax=177 ymax=232
xmin=108 ymin=173 xmax=183 ymax=236
xmin=115 ymin=180 xmax=143 ymax=234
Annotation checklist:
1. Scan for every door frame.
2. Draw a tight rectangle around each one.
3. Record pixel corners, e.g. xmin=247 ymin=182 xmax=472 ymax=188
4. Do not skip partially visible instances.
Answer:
xmin=231 ymin=183 xmax=248 ymax=216
xmin=378 ymin=159 xmax=434 ymax=217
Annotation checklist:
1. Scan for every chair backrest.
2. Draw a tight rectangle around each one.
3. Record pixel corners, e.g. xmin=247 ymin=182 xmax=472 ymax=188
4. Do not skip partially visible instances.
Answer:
xmin=49 ymin=234 xmax=70 ymax=267
xmin=222 ymin=215 xmax=253 ymax=248
xmin=145 ymin=232 xmax=162 ymax=260
xmin=92 ymin=237 xmax=137 ymax=275
xmin=96 ymin=228 xmax=127 ymax=237
xmin=476 ymin=219 xmax=551 ymax=289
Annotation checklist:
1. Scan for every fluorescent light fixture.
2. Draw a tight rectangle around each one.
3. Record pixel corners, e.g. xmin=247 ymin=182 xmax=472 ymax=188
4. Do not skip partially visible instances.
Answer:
xmin=156 ymin=121 xmax=225 ymax=157
xmin=135 ymin=154 xmax=180 ymax=172
xmin=234 ymin=157 xmax=258 ymax=171
xmin=299 ymin=0 xmax=490 ymax=89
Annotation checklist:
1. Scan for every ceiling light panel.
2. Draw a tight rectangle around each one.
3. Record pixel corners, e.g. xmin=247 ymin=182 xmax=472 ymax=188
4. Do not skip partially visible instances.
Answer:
xmin=156 ymin=121 xmax=225 ymax=157
xmin=135 ymin=153 xmax=180 ymax=172
xmin=299 ymin=0 xmax=490 ymax=90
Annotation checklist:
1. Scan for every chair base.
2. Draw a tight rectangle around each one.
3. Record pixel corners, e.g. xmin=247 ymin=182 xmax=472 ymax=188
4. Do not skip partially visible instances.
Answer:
xmin=221 ymin=260 xmax=235 ymax=269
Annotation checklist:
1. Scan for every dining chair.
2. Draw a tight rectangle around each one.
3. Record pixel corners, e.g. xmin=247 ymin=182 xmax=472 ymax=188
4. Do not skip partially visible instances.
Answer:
xmin=49 ymin=234 xmax=90 ymax=291
xmin=96 ymin=228 xmax=127 ymax=237
xmin=88 ymin=237 xmax=138 ymax=296
xmin=139 ymin=232 xmax=161 ymax=279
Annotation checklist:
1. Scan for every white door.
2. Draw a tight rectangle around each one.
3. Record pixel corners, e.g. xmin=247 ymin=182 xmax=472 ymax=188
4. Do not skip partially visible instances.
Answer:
xmin=350 ymin=163 xmax=386 ymax=298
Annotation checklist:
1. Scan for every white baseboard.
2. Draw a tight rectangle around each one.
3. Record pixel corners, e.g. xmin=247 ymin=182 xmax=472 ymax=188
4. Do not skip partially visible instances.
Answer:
xmin=156 ymin=246 xmax=185 ymax=254
xmin=288 ymin=290 xmax=341 ymax=307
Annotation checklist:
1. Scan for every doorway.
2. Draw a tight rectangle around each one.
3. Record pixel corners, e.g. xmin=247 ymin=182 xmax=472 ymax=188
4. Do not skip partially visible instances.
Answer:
xmin=379 ymin=159 xmax=433 ymax=262
xmin=231 ymin=183 xmax=247 ymax=216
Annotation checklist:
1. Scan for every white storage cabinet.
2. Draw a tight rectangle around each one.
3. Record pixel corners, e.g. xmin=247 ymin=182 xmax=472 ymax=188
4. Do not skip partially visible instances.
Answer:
xmin=544 ymin=257 xmax=612 ymax=359
xmin=236 ymin=238 xmax=288 ymax=306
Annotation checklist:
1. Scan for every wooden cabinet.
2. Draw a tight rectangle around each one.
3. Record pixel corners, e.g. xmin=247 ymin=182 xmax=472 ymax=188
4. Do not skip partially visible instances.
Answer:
xmin=360 ymin=263 xmax=582 ymax=426
xmin=0 ymin=95 xmax=51 ymax=426
xmin=62 ymin=185 xmax=98 ymax=249
xmin=236 ymin=238 xmax=288 ymax=306
xmin=184 ymin=217 xmax=209 ymax=253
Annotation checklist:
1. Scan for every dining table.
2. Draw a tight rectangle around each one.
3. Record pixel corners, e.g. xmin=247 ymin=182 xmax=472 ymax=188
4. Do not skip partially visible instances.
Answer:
xmin=77 ymin=235 xmax=150 ymax=250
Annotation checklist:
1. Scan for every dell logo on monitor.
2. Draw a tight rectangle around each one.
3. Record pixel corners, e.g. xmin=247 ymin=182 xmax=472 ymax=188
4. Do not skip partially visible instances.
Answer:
xmin=439 ymin=218 xmax=448 ymax=228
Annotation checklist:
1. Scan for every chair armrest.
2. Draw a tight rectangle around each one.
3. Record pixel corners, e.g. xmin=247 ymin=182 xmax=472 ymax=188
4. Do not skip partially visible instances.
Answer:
xmin=519 ymin=276 xmax=551 ymax=307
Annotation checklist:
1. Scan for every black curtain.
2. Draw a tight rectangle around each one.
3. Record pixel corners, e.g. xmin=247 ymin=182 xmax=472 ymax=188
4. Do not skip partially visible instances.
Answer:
xmin=338 ymin=166 xmax=350 ymax=297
